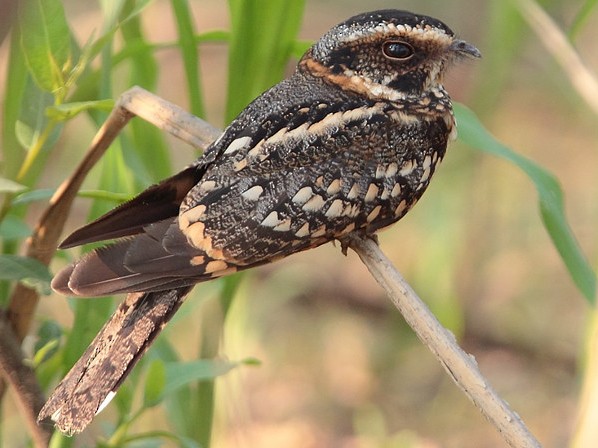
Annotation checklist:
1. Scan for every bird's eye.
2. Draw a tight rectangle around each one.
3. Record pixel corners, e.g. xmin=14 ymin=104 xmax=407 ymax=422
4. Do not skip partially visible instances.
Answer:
xmin=382 ymin=41 xmax=414 ymax=60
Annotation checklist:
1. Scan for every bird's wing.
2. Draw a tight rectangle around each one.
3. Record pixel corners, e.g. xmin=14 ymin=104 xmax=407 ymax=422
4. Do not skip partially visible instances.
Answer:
xmin=53 ymin=91 xmax=436 ymax=297
xmin=59 ymin=165 xmax=203 ymax=248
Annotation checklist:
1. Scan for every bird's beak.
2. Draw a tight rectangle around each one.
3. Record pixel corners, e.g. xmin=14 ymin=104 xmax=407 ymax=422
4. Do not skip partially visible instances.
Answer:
xmin=450 ymin=39 xmax=482 ymax=59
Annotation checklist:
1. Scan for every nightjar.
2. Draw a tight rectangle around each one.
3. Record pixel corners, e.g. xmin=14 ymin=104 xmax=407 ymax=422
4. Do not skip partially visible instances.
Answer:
xmin=39 ymin=9 xmax=480 ymax=434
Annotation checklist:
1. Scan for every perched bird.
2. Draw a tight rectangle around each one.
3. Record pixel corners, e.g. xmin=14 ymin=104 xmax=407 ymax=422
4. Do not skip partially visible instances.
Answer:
xmin=39 ymin=9 xmax=480 ymax=434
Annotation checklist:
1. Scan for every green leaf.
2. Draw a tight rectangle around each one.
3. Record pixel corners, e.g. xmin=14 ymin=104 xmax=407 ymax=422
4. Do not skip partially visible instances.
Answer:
xmin=144 ymin=360 xmax=167 ymax=408
xmin=33 ymin=321 xmax=62 ymax=367
xmin=45 ymin=99 xmax=115 ymax=121
xmin=12 ymin=188 xmax=54 ymax=205
xmin=0 ymin=215 xmax=32 ymax=240
xmin=18 ymin=0 xmax=72 ymax=94
xmin=0 ymin=254 xmax=52 ymax=294
xmin=455 ymin=103 xmax=596 ymax=304
xmin=0 ymin=177 xmax=26 ymax=193
xmin=78 ymin=189 xmax=131 ymax=203
xmin=15 ymin=77 xmax=57 ymax=151
xmin=162 ymin=359 xmax=239 ymax=397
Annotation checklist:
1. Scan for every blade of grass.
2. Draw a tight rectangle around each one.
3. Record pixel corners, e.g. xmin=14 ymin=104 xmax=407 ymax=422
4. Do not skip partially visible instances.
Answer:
xmin=455 ymin=103 xmax=596 ymax=304
xmin=120 ymin=2 xmax=172 ymax=182
xmin=171 ymin=0 xmax=205 ymax=118
xmin=514 ymin=0 xmax=598 ymax=116
xmin=226 ymin=0 xmax=305 ymax=121
xmin=568 ymin=0 xmax=598 ymax=40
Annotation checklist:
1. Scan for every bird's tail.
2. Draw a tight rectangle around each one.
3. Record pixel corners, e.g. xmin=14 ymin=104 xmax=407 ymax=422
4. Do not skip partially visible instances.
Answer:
xmin=37 ymin=286 xmax=193 ymax=435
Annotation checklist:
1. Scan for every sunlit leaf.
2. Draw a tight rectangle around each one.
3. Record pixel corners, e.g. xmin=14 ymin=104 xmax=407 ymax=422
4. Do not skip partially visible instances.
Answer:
xmin=162 ymin=359 xmax=240 ymax=398
xmin=0 ymin=177 xmax=26 ymax=193
xmin=18 ymin=0 xmax=72 ymax=93
xmin=46 ymin=99 xmax=115 ymax=121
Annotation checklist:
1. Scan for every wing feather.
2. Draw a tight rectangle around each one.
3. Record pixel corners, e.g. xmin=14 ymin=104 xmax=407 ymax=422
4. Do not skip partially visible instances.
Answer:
xmin=59 ymin=166 xmax=202 ymax=248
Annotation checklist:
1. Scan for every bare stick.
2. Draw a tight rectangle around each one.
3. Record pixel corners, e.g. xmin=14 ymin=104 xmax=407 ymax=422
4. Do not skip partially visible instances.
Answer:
xmin=344 ymin=234 xmax=542 ymax=448
xmin=514 ymin=0 xmax=598 ymax=116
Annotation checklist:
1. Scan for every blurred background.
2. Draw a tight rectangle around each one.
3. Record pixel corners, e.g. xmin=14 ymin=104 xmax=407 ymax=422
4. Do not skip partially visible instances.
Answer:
xmin=1 ymin=0 xmax=597 ymax=447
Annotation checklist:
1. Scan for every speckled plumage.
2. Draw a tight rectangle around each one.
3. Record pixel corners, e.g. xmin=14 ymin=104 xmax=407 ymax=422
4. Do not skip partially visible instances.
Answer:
xmin=39 ymin=9 xmax=479 ymax=434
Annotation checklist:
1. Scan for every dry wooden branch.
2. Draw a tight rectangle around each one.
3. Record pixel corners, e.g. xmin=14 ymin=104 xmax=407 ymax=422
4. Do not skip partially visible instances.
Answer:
xmin=344 ymin=234 xmax=542 ymax=448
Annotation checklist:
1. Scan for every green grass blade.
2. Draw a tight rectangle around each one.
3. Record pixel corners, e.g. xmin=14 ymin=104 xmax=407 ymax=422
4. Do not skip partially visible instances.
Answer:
xmin=455 ymin=103 xmax=596 ymax=304
xmin=2 ymin=25 xmax=28 ymax=181
xmin=120 ymin=4 xmax=172 ymax=182
xmin=569 ymin=0 xmax=598 ymax=40
xmin=171 ymin=0 xmax=205 ymax=117
xmin=226 ymin=0 xmax=306 ymax=121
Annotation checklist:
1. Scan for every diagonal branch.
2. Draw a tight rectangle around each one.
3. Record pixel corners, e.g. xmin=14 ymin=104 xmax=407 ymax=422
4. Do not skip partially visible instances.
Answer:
xmin=344 ymin=234 xmax=542 ymax=448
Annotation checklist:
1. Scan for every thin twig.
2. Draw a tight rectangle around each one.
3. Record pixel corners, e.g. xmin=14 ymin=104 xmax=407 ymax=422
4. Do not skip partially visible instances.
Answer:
xmin=344 ymin=234 xmax=542 ymax=448
xmin=514 ymin=0 xmax=598 ymax=116
xmin=0 ymin=315 xmax=52 ymax=448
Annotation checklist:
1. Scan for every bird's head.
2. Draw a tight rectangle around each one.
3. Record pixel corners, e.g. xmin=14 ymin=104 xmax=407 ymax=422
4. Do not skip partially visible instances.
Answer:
xmin=301 ymin=9 xmax=481 ymax=101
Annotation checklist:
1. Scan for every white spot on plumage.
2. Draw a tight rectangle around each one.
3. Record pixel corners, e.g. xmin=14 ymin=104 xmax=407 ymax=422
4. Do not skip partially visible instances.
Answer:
xmin=292 ymin=186 xmax=314 ymax=205
xmin=423 ymin=155 xmax=432 ymax=169
xmin=367 ymin=205 xmax=382 ymax=223
xmin=295 ymin=222 xmax=310 ymax=237
xmin=233 ymin=158 xmax=247 ymax=171
xmin=241 ymin=185 xmax=264 ymax=201
xmin=199 ymin=180 xmax=216 ymax=193
xmin=386 ymin=162 xmax=398 ymax=177
xmin=302 ymin=194 xmax=325 ymax=212
xmin=399 ymin=160 xmax=417 ymax=176
xmin=340 ymin=223 xmax=355 ymax=234
xmin=391 ymin=183 xmax=402 ymax=198
xmin=223 ymin=136 xmax=252 ymax=155
xmin=261 ymin=211 xmax=281 ymax=227
xmin=273 ymin=219 xmax=292 ymax=232
xmin=312 ymin=225 xmax=327 ymax=237
xmin=420 ymin=166 xmax=431 ymax=183
xmin=325 ymin=199 xmax=344 ymax=218
xmin=395 ymin=200 xmax=408 ymax=216
xmin=364 ymin=184 xmax=379 ymax=202
xmin=347 ymin=183 xmax=360 ymax=199
xmin=206 ymin=260 xmax=228 ymax=273
xmin=326 ymin=179 xmax=341 ymax=195
xmin=342 ymin=203 xmax=361 ymax=218
xmin=180 ymin=205 xmax=206 ymax=229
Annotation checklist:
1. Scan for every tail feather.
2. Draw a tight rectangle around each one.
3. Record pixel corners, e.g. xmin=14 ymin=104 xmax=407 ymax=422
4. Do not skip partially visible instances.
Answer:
xmin=38 ymin=286 xmax=192 ymax=435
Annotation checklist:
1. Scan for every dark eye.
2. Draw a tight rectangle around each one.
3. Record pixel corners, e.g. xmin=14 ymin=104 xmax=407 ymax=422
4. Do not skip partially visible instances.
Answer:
xmin=382 ymin=41 xmax=414 ymax=60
